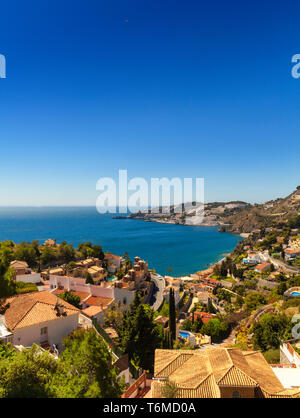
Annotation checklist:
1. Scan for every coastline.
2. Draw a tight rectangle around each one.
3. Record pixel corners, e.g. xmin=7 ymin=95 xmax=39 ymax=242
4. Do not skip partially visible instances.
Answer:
xmin=0 ymin=207 xmax=242 ymax=278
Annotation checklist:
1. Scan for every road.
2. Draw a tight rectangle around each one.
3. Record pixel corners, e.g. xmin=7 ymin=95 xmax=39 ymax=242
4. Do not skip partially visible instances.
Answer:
xmin=258 ymin=251 xmax=300 ymax=274
xmin=150 ymin=272 xmax=165 ymax=311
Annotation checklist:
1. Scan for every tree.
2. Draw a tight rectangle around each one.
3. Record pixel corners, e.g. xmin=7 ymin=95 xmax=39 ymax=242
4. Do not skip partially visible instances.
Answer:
xmin=0 ymin=241 xmax=14 ymax=268
xmin=162 ymin=330 xmax=173 ymax=349
xmin=58 ymin=242 xmax=75 ymax=263
xmin=50 ymin=329 xmax=124 ymax=398
xmin=213 ymin=264 xmax=221 ymax=277
xmin=118 ymin=295 xmax=163 ymax=371
xmin=244 ymin=292 xmax=267 ymax=311
xmin=220 ymin=261 xmax=227 ymax=278
xmin=103 ymin=302 xmax=124 ymax=329
xmin=236 ymin=295 xmax=244 ymax=308
xmin=263 ymin=348 xmax=280 ymax=364
xmin=288 ymin=215 xmax=300 ymax=229
xmin=207 ymin=298 xmax=216 ymax=314
xmin=252 ymin=314 xmax=292 ymax=351
xmin=231 ymin=264 xmax=237 ymax=278
xmin=192 ymin=316 xmax=203 ymax=333
xmin=181 ymin=319 xmax=192 ymax=331
xmin=169 ymin=288 xmax=176 ymax=344
xmin=59 ymin=291 xmax=81 ymax=308
xmin=161 ymin=378 xmax=179 ymax=398
xmin=92 ymin=245 xmax=104 ymax=260
xmin=40 ymin=246 xmax=56 ymax=265
xmin=0 ymin=344 xmax=57 ymax=398
xmin=85 ymin=272 xmax=94 ymax=285
xmin=0 ymin=342 xmax=16 ymax=361
xmin=276 ymin=282 xmax=287 ymax=296
xmin=235 ymin=268 xmax=244 ymax=280
xmin=78 ymin=242 xmax=92 ymax=258
xmin=201 ymin=318 xmax=229 ymax=343
xmin=14 ymin=243 xmax=37 ymax=267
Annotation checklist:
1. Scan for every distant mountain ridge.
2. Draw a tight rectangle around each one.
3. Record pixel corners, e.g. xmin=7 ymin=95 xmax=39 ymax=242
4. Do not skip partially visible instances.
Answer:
xmin=127 ymin=187 xmax=300 ymax=233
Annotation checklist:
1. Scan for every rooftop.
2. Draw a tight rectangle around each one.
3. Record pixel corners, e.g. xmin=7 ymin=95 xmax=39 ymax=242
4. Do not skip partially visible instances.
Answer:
xmin=81 ymin=305 xmax=103 ymax=317
xmin=153 ymin=347 xmax=300 ymax=398
xmin=85 ymin=295 xmax=113 ymax=307
xmin=255 ymin=262 xmax=271 ymax=270
xmin=10 ymin=260 xmax=29 ymax=269
xmin=5 ymin=291 xmax=79 ymax=330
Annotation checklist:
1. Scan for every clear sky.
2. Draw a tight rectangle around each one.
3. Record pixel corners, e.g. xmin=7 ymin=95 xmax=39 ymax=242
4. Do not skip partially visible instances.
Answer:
xmin=0 ymin=0 xmax=299 ymax=206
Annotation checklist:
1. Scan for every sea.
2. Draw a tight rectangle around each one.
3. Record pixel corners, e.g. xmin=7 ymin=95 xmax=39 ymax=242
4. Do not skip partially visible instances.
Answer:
xmin=0 ymin=207 xmax=242 ymax=277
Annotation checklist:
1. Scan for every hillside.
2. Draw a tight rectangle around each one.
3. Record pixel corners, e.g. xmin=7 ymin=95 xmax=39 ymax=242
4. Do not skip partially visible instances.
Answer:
xmin=127 ymin=187 xmax=300 ymax=234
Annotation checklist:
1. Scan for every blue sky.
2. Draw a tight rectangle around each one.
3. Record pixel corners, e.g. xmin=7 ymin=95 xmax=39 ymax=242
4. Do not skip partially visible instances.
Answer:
xmin=0 ymin=0 xmax=299 ymax=206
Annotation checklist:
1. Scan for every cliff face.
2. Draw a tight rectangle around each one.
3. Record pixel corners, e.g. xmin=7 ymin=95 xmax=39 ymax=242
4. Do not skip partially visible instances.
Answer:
xmin=127 ymin=188 xmax=300 ymax=234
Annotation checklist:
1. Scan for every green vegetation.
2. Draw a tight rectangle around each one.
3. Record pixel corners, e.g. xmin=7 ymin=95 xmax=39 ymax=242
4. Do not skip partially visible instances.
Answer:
xmin=78 ymin=242 xmax=104 ymax=260
xmin=169 ymin=288 xmax=176 ymax=344
xmin=0 ymin=344 xmax=57 ymax=398
xmin=40 ymin=246 xmax=56 ymax=265
xmin=117 ymin=293 xmax=164 ymax=372
xmin=244 ymin=292 xmax=267 ymax=311
xmin=59 ymin=290 xmax=81 ymax=308
xmin=161 ymin=378 xmax=179 ymax=398
xmin=0 ymin=329 xmax=123 ymax=398
xmin=201 ymin=318 xmax=229 ymax=343
xmin=0 ymin=239 xmax=105 ymax=273
xmin=263 ymin=348 xmax=280 ymax=364
xmin=15 ymin=281 xmax=38 ymax=294
xmin=252 ymin=313 xmax=292 ymax=351
xmin=159 ymin=301 xmax=170 ymax=317
xmin=0 ymin=342 xmax=16 ymax=361
xmin=85 ymin=272 xmax=94 ymax=285
xmin=288 ymin=215 xmax=300 ymax=229
xmin=50 ymin=329 xmax=123 ymax=398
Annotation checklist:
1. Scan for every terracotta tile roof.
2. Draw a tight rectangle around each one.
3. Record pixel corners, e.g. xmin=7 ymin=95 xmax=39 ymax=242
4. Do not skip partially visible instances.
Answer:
xmin=5 ymin=291 xmax=79 ymax=330
xmin=81 ymin=305 xmax=103 ymax=317
xmin=193 ymin=312 xmax=214 ymax=324
xmin=10 ymin=260 xmax=29 ymax=269
xmin=242 ymin=350 xmax=286 ymax=393
xmin=285 ymin=249 xmax=300 ymax=254
xmin=218 ymin=366 xmax=257 ymax=387
xmin=85 ymin=296 xmax=113 ymax=307
xmin=255 ymin=262 xmax=271 ymax=270
xmin=104 ymin=253 xmax=121 ymax=260
xmin=153 ymin=347 xmax=299 ymax=398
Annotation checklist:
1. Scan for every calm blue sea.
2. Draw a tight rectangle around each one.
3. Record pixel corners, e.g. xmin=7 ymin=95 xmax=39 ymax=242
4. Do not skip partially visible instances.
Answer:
xmin=0 ymin=207 xmax=242 ymax=277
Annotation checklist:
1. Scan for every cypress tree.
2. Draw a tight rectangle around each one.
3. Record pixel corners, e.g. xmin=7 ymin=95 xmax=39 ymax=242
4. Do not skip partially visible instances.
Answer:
xmin=169 ymin=288 xmax=176 ymax=343
xmin=85 ymin=272 xmax=94 ymax=284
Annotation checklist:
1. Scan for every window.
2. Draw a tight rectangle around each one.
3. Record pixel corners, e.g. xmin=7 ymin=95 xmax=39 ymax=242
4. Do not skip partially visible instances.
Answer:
xmin=40 ymin=327 xmax=48 ymax=335
xmin=232 ymin=391 xmax=240 ymax=398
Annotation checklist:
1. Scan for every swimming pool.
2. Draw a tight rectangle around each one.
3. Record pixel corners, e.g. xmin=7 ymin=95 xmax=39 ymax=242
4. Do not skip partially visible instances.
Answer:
xmin=291 ymin=291 xmax=300 ymax=297
xmin=107 ymin=276 xmax=117 ymax=281
xmin=179 ymin=331 xmax=191 ymax=339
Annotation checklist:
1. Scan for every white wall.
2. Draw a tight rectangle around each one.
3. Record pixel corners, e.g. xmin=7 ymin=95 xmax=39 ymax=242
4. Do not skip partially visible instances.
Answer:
xmin=114 ymin=287 xmax=135 ymax=307
xmin=90 ymin=284 xmax=114 ymax=299
xmin=49 ymin=275 xmax=114 ymax=299
xmin=16 ymin=273 xmax=41 ymax=284
xmin=13 ymin=313 xmax=79 ymax=350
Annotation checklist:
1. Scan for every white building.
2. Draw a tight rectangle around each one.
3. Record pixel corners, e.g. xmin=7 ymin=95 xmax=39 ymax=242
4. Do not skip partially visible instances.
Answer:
xmin=3 ymin=291 xmax=80 ymax=351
